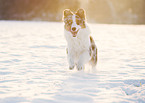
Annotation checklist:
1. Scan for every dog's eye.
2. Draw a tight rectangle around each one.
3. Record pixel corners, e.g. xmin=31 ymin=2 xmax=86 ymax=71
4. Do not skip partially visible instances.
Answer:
xmin=68 ymin=21 xmax=72 ymax=25
xmin=76 ymin=20 xmax=82 ymax=25
xmin=65 ymin=20 xmax=72 ymax=25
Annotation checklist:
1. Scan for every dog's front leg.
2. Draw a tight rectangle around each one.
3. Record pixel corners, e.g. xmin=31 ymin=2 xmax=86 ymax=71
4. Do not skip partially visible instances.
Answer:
xmin=67 ymin=51 xmax=75 ymax=70
xmin=77 ymin=51 xmax=90 ymax=70
xmin=66 ymin=48 xmax=75 ymax=70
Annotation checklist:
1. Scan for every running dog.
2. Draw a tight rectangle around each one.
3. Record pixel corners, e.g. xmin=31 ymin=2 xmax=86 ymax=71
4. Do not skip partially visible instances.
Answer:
xmin=63 ymin=8 xmax=97 ymax=70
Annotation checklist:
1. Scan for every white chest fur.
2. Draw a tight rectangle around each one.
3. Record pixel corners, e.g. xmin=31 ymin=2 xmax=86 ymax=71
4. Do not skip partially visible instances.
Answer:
xmin=64 ymin=25 xmax=91 ymax=61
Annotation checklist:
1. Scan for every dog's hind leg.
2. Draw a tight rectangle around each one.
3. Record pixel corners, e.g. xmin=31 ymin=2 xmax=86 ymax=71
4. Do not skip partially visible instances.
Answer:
xmin=89 ymin=36 xmax=97 ymax=68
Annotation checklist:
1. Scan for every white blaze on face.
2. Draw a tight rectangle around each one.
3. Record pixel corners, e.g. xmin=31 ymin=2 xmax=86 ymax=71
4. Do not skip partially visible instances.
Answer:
xmin=71 ymin=15 xmax=81 ymax=32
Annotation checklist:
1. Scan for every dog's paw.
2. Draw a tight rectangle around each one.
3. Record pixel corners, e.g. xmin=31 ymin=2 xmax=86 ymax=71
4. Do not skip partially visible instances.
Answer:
xmin=69 ymin=65 xmax=75 ymax=70
xmin=77 ymin=65 xmax=84 ymax=71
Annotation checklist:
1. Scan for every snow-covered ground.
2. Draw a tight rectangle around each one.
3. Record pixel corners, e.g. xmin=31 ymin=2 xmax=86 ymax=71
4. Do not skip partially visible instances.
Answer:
xmin=0 ymin=21 xmax=145 ymax=103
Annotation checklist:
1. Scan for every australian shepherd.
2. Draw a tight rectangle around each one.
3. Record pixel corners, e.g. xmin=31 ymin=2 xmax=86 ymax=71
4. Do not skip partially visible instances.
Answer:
xmin=63 ymin=8 xmax=97 ymax=70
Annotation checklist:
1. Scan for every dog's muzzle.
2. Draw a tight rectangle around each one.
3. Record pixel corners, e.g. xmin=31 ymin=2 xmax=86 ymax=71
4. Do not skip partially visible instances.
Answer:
xmin=71 ymin=27 xmax=79 ymax=37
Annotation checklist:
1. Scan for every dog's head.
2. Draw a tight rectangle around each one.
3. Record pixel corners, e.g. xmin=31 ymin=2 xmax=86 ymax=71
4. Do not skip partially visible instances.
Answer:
xmin=63 ymin=9 xmax=86 ymax=37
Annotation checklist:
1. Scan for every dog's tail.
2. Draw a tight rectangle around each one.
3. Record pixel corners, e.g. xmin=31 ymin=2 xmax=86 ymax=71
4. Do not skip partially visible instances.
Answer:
xmin=89 ymin=36 xmax=97 ymax=68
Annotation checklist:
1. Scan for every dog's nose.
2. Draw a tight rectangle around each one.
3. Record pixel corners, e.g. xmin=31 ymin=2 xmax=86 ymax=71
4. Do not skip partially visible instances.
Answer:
xmin=72 ymin=27 xmax=76 ymax=31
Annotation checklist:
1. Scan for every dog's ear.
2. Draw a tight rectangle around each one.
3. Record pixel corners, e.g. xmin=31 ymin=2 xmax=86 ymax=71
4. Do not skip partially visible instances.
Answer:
xmin=63 ymin=9 xmax=73 ymax=18
xmin=62 ymin=9 xmax=73 ymax=21
xmin=76 ymin=8 xmax=86 ymax=19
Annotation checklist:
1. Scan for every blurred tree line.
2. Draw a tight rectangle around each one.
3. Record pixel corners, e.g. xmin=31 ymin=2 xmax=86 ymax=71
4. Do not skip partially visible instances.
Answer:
xmin=87 ymin=0 xmax=145 ymax=24
xmin=0 ymin=0 xmax=145 ymax=24
xmin=0 ymin=0 xmax=80 ymax=21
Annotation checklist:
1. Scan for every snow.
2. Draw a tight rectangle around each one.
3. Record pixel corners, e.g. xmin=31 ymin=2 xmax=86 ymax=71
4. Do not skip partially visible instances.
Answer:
xmin=0 ymin=21 xmax=145 ymax=103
